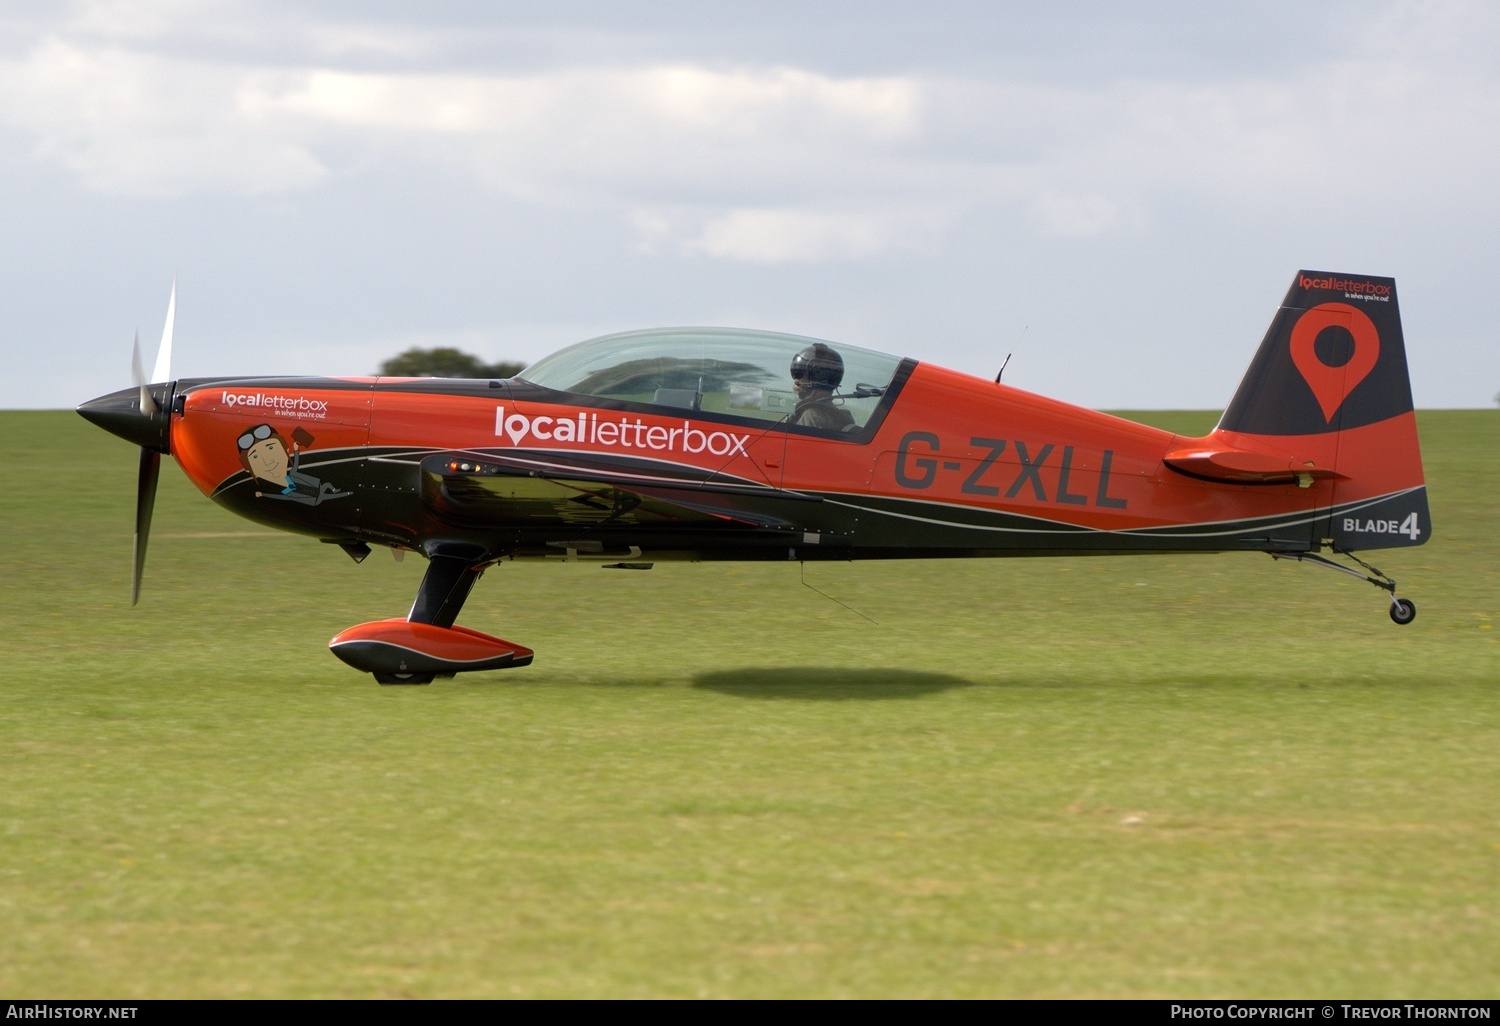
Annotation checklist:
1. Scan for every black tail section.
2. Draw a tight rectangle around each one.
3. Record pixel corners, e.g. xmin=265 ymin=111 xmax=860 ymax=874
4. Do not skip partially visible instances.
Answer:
xmin=1220 ymin=271 xmax=1412 ymax=436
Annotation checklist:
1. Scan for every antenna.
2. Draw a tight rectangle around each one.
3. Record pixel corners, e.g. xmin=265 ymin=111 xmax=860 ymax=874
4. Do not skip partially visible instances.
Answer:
xmin=800 ymin=563 xmax=878 ymax=624
xmin=996 ymin=325 xmax=1026 ymax=383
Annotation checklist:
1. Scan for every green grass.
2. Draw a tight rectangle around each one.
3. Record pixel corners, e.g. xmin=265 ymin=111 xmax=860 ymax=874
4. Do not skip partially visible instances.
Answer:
xmin=1 ymin=409 xmax=1496 ymax=998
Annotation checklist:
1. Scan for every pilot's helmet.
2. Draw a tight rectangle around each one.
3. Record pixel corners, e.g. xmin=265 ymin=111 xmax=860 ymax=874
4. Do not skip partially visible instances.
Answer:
xmin=790 ymin=343 xmax=844 ymax=391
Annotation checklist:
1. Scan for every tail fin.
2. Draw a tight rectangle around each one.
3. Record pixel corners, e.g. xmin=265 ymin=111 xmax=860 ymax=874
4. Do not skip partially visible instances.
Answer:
xmin=1187 ymin=271 xmax=1430 ymax=550
xmin=1220 ymin=271 xmax=1414 ymax=436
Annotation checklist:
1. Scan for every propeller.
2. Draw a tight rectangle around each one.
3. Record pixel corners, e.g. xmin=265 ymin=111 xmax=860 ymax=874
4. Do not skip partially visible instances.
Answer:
xmin=133 ymin=446 xmax=161 ymax=606
xmin=152 ymin=278 xmax=175 ymax=386
xmin=132 ymin=331 xmax=157 ymax=417
xmin=78 ymin=281 xmax=178 ymax=605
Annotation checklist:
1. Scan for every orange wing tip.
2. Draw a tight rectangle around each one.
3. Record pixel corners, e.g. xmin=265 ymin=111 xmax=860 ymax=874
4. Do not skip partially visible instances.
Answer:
xmin=329 ymin=618 xmax=534 ymax=676
xmin=1164 ymin=448 xmax=1347 ymax=486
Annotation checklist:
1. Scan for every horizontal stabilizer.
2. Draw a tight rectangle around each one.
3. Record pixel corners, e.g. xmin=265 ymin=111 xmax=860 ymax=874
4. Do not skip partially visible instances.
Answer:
xmin=1163 ymin=446 xmax=1345 ymax=486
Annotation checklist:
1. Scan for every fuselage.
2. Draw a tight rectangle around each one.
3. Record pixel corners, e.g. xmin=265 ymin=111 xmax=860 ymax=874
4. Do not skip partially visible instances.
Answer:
xmin=155 ymin=357 xmax=1419 ymax=564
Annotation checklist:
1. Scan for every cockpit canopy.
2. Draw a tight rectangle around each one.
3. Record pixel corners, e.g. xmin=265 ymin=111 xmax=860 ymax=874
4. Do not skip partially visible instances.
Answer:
xmin=518 ymin=327 xmax=905 ymax=431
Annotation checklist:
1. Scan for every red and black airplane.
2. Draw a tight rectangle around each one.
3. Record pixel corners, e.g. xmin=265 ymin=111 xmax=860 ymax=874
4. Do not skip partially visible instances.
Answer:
xmin=80 ymin=269 xmax=1429 ymax=683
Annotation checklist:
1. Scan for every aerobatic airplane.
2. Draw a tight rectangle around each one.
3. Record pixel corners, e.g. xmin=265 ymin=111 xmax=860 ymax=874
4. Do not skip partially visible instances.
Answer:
xmin=80 ymin=269 xmax=1430 ymax=683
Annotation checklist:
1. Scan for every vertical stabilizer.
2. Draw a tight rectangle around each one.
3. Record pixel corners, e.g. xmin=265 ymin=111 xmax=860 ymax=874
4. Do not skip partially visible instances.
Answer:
xmin=1213 ymin=271 xmax=1429 ymax=550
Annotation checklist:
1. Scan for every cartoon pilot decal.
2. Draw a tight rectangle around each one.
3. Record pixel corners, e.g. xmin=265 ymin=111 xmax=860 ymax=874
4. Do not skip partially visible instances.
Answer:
xmin=237 ymin=424 xmax=351 ymax=505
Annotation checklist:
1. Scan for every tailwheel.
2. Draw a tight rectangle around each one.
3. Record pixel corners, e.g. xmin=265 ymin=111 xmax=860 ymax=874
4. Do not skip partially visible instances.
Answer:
xmin=1389 ymin=598 xmax=1417 ymax=625
xmin=1271 ymin=548 xmax=1417 ymax=626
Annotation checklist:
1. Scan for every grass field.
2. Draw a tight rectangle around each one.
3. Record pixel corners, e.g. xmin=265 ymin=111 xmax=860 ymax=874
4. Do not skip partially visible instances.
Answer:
xmin=1 ymin=409 xmax=1496 ymax=998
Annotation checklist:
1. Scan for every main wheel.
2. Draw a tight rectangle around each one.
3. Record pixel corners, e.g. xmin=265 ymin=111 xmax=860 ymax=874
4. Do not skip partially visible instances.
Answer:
xmin=1389 ymin=598 xmax=1416 ymax=625
xmin=373 ymin=672 xmax=435 ymax=685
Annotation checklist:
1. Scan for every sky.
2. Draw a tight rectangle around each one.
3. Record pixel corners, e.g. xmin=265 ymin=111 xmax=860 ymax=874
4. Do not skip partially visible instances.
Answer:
xmin=3 ymin=0 xmax=1497 ymax=410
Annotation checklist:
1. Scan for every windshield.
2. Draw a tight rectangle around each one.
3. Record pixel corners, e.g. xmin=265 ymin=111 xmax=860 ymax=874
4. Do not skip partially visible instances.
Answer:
xmin=519 ymin=327 xmax=904 ymax=431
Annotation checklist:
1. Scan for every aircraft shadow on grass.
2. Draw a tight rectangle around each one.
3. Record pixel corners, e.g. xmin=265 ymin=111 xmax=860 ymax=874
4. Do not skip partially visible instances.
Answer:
xmin=692 ymin=667 xmax=975 ymax=701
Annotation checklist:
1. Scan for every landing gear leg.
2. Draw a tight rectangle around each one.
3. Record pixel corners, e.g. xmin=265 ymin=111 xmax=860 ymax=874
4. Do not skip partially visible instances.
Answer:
xmin=1271 ymin=549 xmax=1416 ymax=625
xmin=330 ymin=550 xmax=532 ymax=683
xmin=372 ymin=554 xmax=488 ymax=684
xmin=408 ymin=553 xmax=486 ymax=629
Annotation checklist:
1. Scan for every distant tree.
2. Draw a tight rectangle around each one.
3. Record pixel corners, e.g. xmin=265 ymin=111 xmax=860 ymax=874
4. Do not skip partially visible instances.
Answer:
xmin=378 ymin=346 xmax=524 ymax=379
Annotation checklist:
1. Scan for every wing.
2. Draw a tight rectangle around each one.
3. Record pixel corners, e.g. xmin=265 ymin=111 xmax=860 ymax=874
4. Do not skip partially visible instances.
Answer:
xmin=417 ymin=450 xmax=814 ymax=532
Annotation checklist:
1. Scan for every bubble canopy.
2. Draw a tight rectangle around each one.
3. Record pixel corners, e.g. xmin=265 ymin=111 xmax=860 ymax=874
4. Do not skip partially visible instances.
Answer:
xmin=517 ymin=327 xmax=906 ymax=430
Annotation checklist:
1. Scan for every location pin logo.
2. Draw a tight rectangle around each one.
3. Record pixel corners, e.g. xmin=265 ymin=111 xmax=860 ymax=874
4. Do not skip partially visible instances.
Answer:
xmin=1288 ymin=302 xmax=1380 ymax=422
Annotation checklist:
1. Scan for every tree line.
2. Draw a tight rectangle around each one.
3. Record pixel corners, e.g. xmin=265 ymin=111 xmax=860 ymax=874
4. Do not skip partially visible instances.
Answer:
xmin=378 ymin=347 xmax=524 ymax=379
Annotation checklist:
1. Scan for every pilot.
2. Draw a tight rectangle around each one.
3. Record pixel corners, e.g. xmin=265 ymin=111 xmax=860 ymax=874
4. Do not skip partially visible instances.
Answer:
xmin=789 ymin=343 xmax=855 ymax=431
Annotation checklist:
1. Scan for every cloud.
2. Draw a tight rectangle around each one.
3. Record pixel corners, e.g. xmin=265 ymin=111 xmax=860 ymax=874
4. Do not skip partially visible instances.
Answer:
xmin=0 ymin=39 xmax=924 ymax=200
xmin=1 ymin=4 xmax=1497 ymax=256
xmin=238 ymin=63 xmax=923 ymax=206
xmin=0 ymin=41 xmax=328 ymax=196
xmin=631 ymin=205 xmax=944 ymax=262
xmin=1031 ymin=190 xmax=1119 ymax=238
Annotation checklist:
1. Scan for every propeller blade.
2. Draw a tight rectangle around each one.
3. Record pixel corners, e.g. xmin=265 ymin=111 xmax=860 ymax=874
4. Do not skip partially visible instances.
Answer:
xmin=151 ymin=278 xmax=175 ymax=384
xmin=131 ymin=330 xmax=158 ymax=417
xmin=132 ymin=447 xmax=161 ymax=606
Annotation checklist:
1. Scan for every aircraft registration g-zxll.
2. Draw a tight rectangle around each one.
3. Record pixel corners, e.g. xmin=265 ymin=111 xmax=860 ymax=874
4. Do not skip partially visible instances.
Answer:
xmin=80 ymin=269 xmax=1430 ymax=684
